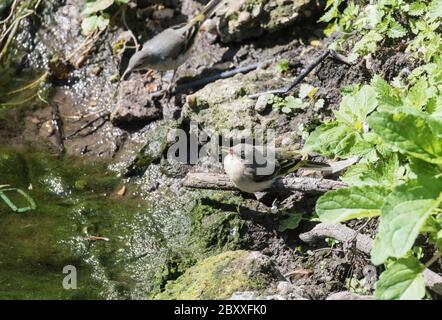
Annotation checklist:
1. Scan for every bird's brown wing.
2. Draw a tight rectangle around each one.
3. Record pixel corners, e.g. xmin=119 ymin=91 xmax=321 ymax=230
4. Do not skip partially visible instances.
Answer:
xmin=241 ymin=146 xmax=281 ymax=183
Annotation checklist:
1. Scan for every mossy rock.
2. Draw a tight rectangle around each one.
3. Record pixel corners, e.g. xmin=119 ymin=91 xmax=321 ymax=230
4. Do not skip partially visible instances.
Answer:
xmin=154 ymin=250 xmax=283 ymax=300
xmin=190 ymin=193 xmax=246 ymax=253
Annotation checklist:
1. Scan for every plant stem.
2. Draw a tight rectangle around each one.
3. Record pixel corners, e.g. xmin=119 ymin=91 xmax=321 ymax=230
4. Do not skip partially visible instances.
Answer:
xmin=425 ymin=251 xmax=441 ymax=269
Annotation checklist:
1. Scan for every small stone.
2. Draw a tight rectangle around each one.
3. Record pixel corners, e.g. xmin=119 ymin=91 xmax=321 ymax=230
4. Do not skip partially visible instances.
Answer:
xmin=111 ymin=79 xmax=161 ymax=127
xmin=254 ymin=94 xmax=269 ymax=113
xmin=91 ymin=66 xmax=102 ymax=76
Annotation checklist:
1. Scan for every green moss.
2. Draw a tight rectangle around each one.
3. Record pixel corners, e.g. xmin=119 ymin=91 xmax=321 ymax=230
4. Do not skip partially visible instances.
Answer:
xmin=190 ymin=193 xmax=245 ymax=253
xmin=154 ymin=250 xmax=269 ymax=300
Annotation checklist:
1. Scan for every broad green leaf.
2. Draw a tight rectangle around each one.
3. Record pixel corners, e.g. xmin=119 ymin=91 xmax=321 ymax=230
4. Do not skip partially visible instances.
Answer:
xmin=408 ymin=2 xmax=427 ymax=16
xmin=405 ymin=78 xmax=428 ymax=110
xmin=371 ymin=75 xmax=402 ymax=108
xmin=319 ymin=0 xmax=344 ymax=23
xmin=316 ymin=186 xmax=390 ymax=223
xmin=304 ymin=123 xmax=371 ymax=158
xmin=81 ymin=15 xmax=110 ymax=35
xmin=427 ymin=0 xmax=442 ymax=21
xmin=341 ymin=154 xmax=406 ymax=188
xmin=83 ymin=0 xmax=114 ymax=16
xmin=334 ymin=85 xmax=378 ymax=126
xmin=371 ymin=178 xmax=442 ymax=265
xmin=368 ymin=112 xmax=442 ymax=164
xmin=374 ymin=256 xmax=425 ymax=300
xmin=278 ymin=213 xmax=303 ymax=232
xmin=387 ymin=19 xmax=407 ymax=38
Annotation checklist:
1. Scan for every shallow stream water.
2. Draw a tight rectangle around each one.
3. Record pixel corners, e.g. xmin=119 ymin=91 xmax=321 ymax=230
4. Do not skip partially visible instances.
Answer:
xmin=0 ymin=146 xmax=197 ymax=299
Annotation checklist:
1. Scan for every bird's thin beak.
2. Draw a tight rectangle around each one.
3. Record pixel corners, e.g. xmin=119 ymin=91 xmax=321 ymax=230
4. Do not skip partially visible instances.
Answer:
xmin=220 ymin=146 xmax=232 ymax=155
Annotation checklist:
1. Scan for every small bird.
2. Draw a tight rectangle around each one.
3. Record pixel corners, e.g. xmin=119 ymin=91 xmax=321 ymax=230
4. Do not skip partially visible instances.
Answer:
xmin=122 ymin=0 xmax=226 ymax=84
xmin=223 ymin=143 xmax=358 ymax=193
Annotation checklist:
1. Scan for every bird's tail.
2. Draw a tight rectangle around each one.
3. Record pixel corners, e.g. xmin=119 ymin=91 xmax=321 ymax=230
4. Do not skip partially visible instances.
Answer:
xmin=277 ymin=149 xmax=360 ymax=176
xmin=189 ymin=0 xmax=226 ymax=26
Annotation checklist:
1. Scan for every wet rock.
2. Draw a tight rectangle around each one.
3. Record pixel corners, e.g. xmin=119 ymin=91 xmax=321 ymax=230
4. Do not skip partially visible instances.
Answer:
xmin=216 ymin=0 xmax=324 ymax=43
xmin=111 ymin=80 xmax=161 ymax=128
xmin=154 ymin=250 xmax=284 ymax=299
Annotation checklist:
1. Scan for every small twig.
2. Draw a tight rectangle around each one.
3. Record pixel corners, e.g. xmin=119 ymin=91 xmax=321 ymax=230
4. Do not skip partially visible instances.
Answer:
xmin=425 ymin=251 xmax=441 ymax=269
xmin=147 ymin=62 xmax=267 ymax=99
xmin=248 ymin=49 xmax=352 ymax=99
xmin=121 ymin=5 xmax=139 ymax=51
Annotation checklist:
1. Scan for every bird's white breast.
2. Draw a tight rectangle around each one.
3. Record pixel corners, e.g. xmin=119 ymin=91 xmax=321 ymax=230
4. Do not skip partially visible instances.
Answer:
xmin=223 ymin=154 xmax=274 ymax=193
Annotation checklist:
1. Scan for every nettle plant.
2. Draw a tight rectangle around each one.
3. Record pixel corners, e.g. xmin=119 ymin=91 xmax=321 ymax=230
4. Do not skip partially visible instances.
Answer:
xmin=304 ymin=72 xmax=442 ymax=299
xmin=322 ymin=0 xmax=442 ymax=62
xmin=269 ymin=83 xmax=324 ymax=114
xmin=307 ymin=0 xmax=442 ymax=300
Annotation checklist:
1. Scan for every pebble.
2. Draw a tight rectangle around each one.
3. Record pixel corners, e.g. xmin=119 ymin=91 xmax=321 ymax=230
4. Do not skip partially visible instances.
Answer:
xmin=254 ymin=94 xmax=269 ymax=113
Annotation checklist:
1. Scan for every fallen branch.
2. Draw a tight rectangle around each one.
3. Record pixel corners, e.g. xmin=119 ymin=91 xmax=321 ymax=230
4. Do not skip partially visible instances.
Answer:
xmin=299 ymin=223 xmax=442 ymax=296
xmin=183 ymin=172 xmax=348 ymax=194
xmin=248 ymin=49 xmax=353 ymax=99
xmin=326 ymin=291 xmax=374 ymax=300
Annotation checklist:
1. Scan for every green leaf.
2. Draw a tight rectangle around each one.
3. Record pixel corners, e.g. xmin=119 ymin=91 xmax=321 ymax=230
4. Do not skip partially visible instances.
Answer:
xmin=275 ymin=59 xmax=289 ymax=73
xmin=408 ymin=2 xmax=427 ymax=16
xmin=341 ymin=154 xmax=406 ymax=188
xmin=319 ymin=0 xmax=344 ymax=23
xmin=83 ymin=0 xmax=115 ymax=16
xmin=334 ymin=85 xmax=378 ymax=126
xmin=427 ymin=0 xmax=442 ymax=21
xmin=368 ymin=112 xmax=442 ymax=164
xmin=278 ymin=213 xmax=303 ymax=232
xmin=405 ymin=78 xmax=428 ymax=110
xmin=374 ymin=256 xmax=425 ymax=300
xmin=81 ymin=15 xmax=110 ymax=35
xmin=387 ymin=19 xmax=407 ymax=39
xmin=304 ymin=122 xmax=371 ymax=158
xmin=371 ymin=178 xmax=442 ymax=265
xmin=371 ymin=75 xmax=403 ymax=108
xmin=316 ymin=186 xmax=390 ymax=223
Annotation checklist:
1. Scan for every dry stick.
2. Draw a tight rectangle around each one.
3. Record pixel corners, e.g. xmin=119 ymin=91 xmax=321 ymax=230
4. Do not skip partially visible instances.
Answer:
xmin=183 ymin=172 xmax=348 ymax=194
xmin=149 ymin=62 xmax=266 ymax=99
xmin=248 ymin=49 xmax=352 ymax=99
xmin=299 ymin=223 xmax=442 ymax=296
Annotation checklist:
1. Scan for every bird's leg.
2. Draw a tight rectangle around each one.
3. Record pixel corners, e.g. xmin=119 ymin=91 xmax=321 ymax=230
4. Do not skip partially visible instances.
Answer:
xmin=166 ymin=69 xmax=177 ymax=93
xmin=142 ymin=69 xmax=155 ymax=82
xmin=164 ymin=69 xmax=177 ymax=99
